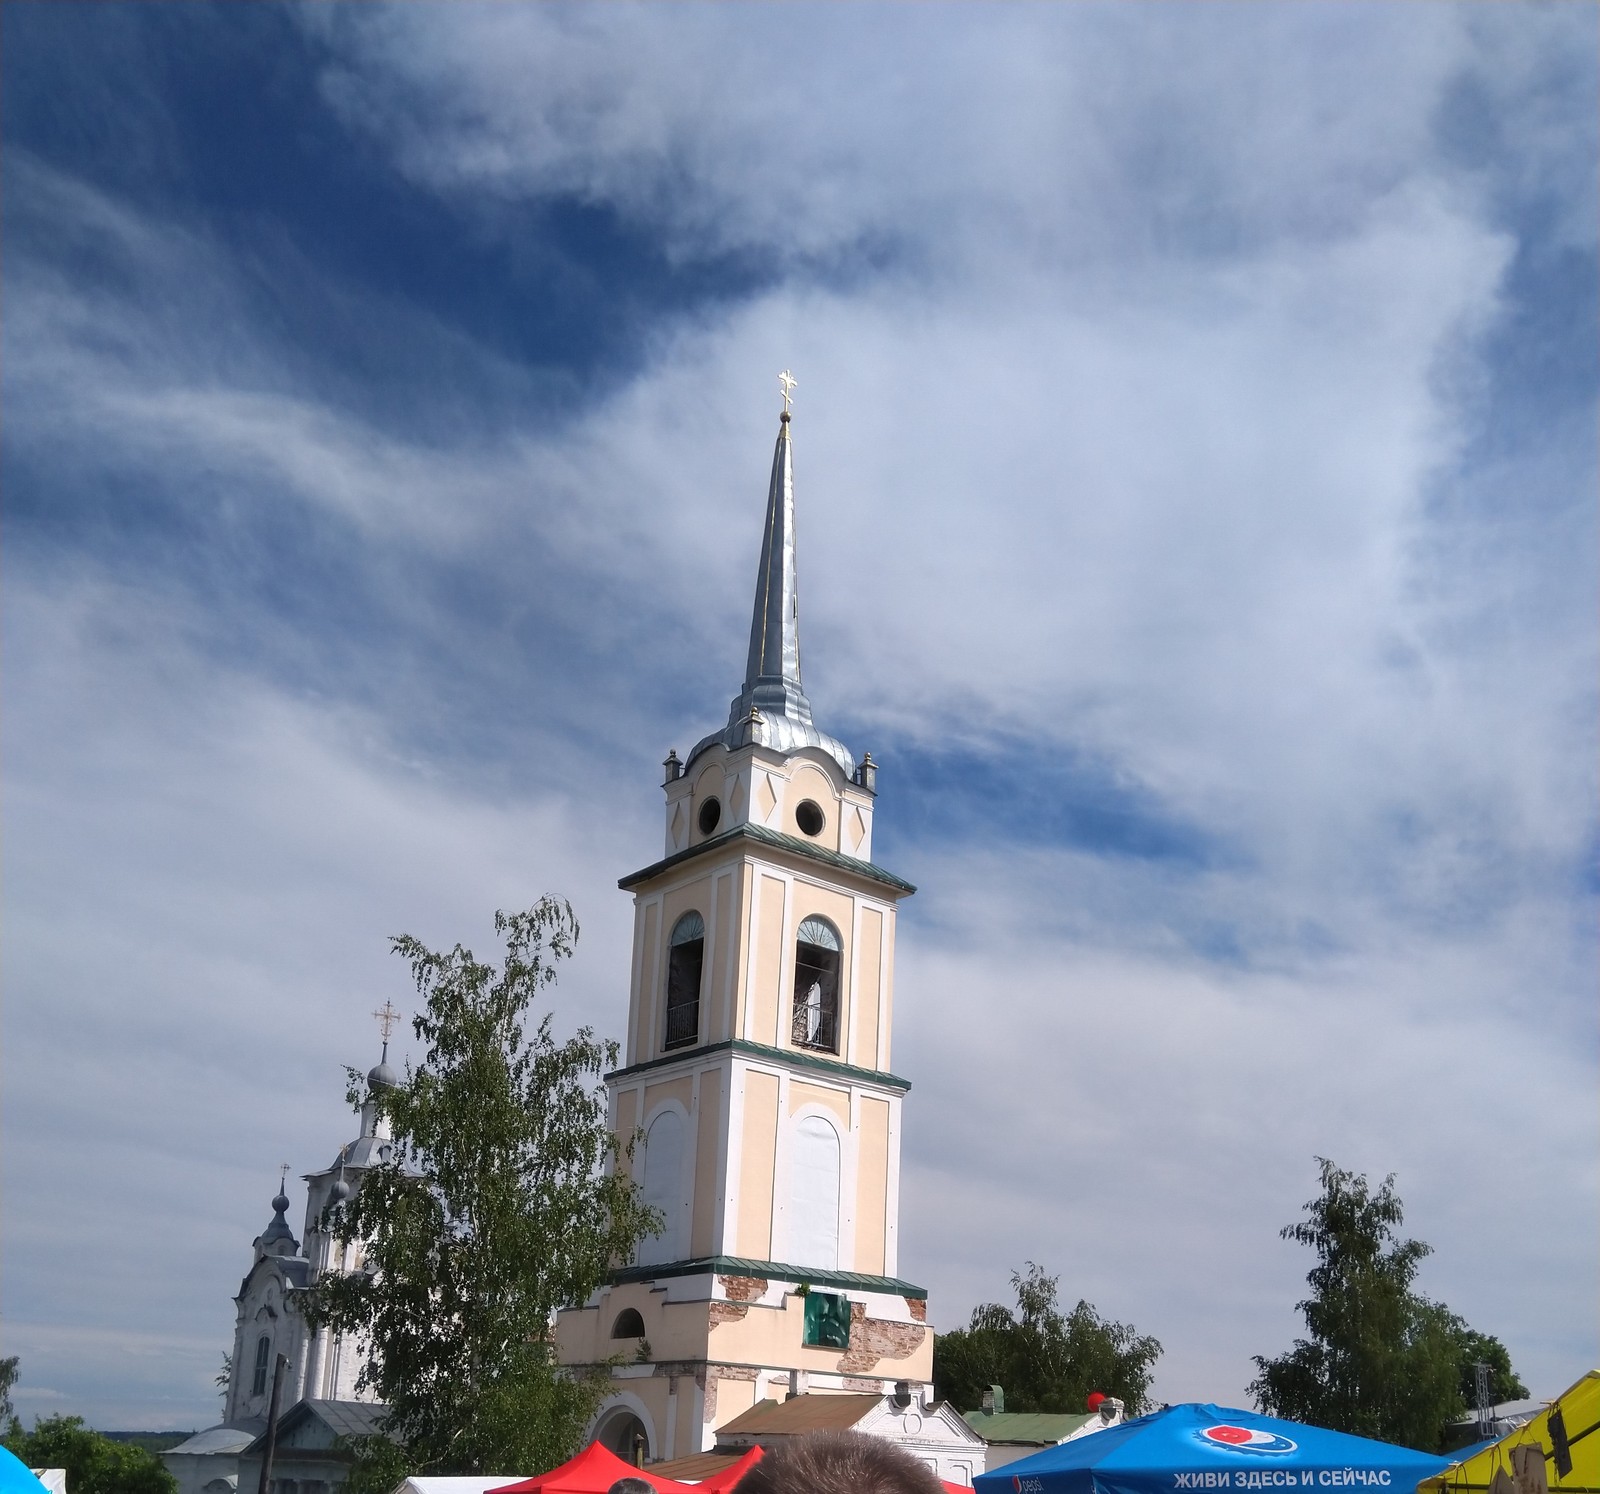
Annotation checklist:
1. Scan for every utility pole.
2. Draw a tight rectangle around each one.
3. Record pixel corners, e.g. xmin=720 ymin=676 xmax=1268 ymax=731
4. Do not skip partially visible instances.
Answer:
xmin=257 ymin=1353 xmax=288 ymax=1494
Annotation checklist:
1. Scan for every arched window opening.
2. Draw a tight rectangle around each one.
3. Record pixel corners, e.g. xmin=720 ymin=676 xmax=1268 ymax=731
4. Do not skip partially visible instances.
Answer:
xmin=636 ymin=1109 xmax=685 ymax=1267
xmin=789 ymin=1114 xmax=841 ymax=1270
xmin=791 ymin=917 xmax=841 ymax=1053
xmin=610 ymin=1308 xmax=646 ymax=1339
xmin=251 ymin=1334 xmax=271 ymax=1396
xmin=665 ymin=912 xmax=704 ymax=1051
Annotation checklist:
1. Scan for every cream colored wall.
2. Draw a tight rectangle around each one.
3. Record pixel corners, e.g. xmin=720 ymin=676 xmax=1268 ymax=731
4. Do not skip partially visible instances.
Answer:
xmin=643 ymin=1075 xmax=693 ymax=1123
xmin=852 ymin=906 xmax=883 ymax=1070
xmin=853 ymin=1097 xmax=890 ymax=1277
xmin=691 ymin=763 xmax=724 ymax=845
xmin=708 ymin=873 xmax=735 ymax=1045
xmin=731 ymin=864 xmax=755 ymax=1040
xmin=737 ymin=1070 xmax=780 ymax=1258
xmin=614 ymin=1089 xmax=641 ymax=1182
xmin=556 ymin=1279 xmax=936 ymax=1382
xmin=634 ymin=901 xmax=659 ymax=1066
xmin=781 ymin=762 xmax=843 ymax=851
xmin=751 ymin=876 xmax=786 ymax=1047
xmin=690 ymin=1069 xmax=722 ymax=1258
xmin=788 ymin=1080 xmax=850 ymax=1131
xmin=840 ymin=798 xmax=871 ymax=858
xmin=713 ymin=1374 xmax=759 ymax=1430
xmin=880 ymin=908 xmax=896 ymax=1070
xmin=707 ymin=1292 xmax=934 ymax=1384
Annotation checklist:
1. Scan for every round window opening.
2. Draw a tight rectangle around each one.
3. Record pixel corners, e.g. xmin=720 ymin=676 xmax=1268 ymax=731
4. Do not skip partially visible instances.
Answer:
xmin=795 ymin=800 xmax=825 ymax=837
xmin=697 ymin=797 xmax=722 ymax=835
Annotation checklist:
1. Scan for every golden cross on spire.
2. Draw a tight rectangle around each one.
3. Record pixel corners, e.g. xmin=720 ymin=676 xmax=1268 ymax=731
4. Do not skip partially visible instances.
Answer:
xmin=372 ymin=999 xmax=400 ymax=1059
xmin=778 ymin=368 xmax=797 ymax=413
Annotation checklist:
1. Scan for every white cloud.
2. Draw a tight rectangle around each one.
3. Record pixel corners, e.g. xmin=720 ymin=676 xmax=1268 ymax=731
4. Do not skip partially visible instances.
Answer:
xmin=3 ymin=573 xmax=646 ymax=1423
xmin=4 ymin=1 xmax=1593 ymax=1426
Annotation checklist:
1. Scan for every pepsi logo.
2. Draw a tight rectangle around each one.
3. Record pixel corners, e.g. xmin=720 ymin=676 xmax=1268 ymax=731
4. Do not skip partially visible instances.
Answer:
xmin=1197 ymin=1426 xmax=1299 ymax=1456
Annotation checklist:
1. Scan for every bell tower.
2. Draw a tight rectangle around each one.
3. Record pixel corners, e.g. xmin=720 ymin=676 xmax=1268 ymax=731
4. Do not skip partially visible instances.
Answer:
xmin=555 ymin=386 xmax=930 ymax=1462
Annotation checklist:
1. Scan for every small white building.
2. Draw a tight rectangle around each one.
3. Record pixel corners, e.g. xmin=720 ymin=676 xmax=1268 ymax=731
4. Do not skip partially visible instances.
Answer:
xmin=653 ymin=1389 xmax=988 ymax=1487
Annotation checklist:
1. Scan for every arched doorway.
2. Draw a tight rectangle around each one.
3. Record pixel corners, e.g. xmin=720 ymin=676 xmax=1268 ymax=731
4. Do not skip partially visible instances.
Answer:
xmin=593 ymin=1404 xmax=651 ymax=1466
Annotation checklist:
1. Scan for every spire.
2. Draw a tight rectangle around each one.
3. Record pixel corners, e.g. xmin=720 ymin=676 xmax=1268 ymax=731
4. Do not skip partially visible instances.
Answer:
xmin=740 ymin=410 xmax=813 ymax=727
xmin=686 ymin=378 xmax=855 ymax=777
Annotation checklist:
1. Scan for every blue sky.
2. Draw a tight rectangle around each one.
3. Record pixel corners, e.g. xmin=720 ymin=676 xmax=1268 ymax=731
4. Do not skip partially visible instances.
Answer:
xmin=3 ymin=2 xmax=1595 ymax=1430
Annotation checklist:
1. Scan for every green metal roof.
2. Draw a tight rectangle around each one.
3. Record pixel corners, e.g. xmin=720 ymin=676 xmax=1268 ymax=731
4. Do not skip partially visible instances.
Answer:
xmin=618 ymin=821 xmax=916 ymax=896
xmin=608 ymin=1253 xmax=927 ymax=1299
xmin=963 ymin=1410 xmax=1096 ymax=1445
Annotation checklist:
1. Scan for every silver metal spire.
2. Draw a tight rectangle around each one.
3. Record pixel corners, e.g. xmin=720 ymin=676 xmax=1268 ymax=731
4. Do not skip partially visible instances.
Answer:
xmin=687 ymin=396 xmax=854 ymax=776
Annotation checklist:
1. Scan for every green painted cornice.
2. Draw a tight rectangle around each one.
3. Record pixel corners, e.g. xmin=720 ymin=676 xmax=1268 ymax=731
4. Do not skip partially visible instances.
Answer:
xmin=618 ymin=821 xmax=915 ymax=897
xmin=607 ymin=1037 xmax=911 ymax=1094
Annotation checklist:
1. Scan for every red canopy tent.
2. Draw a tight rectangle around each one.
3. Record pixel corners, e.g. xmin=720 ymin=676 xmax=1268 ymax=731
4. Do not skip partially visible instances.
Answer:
xmin=486 ymin=1442 xmax=704 ymax=1494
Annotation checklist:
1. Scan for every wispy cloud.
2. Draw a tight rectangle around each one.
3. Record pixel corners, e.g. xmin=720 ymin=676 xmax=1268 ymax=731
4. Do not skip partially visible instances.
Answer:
xmin=3 ymin=1 xmax=1593 ymax=1426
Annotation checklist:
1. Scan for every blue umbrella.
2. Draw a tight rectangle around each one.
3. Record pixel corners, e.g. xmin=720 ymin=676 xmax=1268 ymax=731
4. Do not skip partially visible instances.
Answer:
xmin=0 ymin=1447 xmax=46 ymax=1494
xmin=974 ymin=1404 xmax=1452 ymax=1494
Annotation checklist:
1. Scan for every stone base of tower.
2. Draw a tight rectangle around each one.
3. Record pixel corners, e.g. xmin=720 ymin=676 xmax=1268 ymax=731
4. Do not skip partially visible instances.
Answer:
xmin=555 ymin=1261 xmax=932 ymax=1460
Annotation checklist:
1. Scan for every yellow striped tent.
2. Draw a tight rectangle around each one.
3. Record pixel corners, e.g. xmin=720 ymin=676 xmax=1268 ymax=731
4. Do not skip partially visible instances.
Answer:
xmin=1424 ymin=1374 xmax=1599 ymax=1494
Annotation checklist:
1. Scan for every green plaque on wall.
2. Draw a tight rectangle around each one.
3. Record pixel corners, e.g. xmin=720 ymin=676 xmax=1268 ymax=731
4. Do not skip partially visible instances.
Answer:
xmin=803 ymin=1290 xmax=852 ymax=1349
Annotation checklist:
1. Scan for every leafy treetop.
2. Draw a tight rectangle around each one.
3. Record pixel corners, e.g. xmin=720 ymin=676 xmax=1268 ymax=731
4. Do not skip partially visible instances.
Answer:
xmin=305 ymin=900 xmax=658 ymax=1487
xmin=935 ymin=1263 xmax=1162 ymax=1416
xmin=1249 ymin=1158 xmax=1524 ymax=1452
xmin=4 ymin=1416 xmax=176 ymax=1494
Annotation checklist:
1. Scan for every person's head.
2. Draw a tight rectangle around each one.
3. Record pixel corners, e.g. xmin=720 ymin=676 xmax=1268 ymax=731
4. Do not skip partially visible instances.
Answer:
xmin=731 ymin=1432 xmax=944 ymax=1494
xmin=606 ymin=1481 xmax=655 ymax=1494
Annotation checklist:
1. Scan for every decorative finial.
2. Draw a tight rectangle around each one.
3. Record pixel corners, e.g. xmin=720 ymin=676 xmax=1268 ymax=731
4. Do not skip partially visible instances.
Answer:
xmin=778 ymin=368 xmax=797 ymax=415
xmin=372 ymin=999 xmax=400 ymax=1062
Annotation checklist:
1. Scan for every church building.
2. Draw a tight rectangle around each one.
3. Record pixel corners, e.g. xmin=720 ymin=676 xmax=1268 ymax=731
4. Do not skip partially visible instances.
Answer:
xmin=224 ymin=1049 xmax=397 ymax=1424
xmin=164 ymin=1052 xmax=395 ymax=1494
xmin=553 ymin=391 xmax=933 ymax=1461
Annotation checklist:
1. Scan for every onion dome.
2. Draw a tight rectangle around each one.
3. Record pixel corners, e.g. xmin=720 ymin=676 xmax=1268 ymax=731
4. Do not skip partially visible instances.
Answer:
xmin=366 ymin=1059 xmax=399 ymax=1091
xmin=259 ymin=1183 xmax=297 ymax=1249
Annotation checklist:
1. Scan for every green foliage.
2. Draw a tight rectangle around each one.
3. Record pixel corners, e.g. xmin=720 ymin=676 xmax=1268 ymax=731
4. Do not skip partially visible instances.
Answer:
xmin=1248 ymin=1158 xmax=1525 ymax=1452
xmin=934 ymin=1263 xmax=1163 ymax=1415
xmin=3 ymin=1416 xmax=176 ymax=1494
xmin=335 ymin=1435 xmax=412 ymax=1494
xmin=1449 ymin=1325 xmax=1527 ymax=1407
xmin=304 ymin=900 xmax=658 ymax=1479
xmin=0 ymin=1356 xmax=16 ymax=1427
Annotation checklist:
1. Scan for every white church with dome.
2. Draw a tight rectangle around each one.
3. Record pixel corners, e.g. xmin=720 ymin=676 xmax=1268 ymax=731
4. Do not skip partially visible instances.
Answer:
xmin=162 ymin=1053 xmax=396 ymax=1494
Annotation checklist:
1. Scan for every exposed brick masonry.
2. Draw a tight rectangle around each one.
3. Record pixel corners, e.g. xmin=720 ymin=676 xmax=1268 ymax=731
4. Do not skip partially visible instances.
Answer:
xmin=838 ymin=1300 xmax=928 ymax=1375
xmin=719 ymin=1274 xmax=769 ymax=1302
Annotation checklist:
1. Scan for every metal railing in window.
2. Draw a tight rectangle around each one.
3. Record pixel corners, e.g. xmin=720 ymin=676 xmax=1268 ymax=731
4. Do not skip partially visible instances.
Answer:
xmin=664 ymin=911 xmax=704 ymax=1051
xmin=791 ymin=916 xmax=841 ymax=1054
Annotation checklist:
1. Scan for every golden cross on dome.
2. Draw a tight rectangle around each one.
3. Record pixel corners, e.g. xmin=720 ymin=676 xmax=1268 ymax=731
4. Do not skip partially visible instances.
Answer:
xmin=778 ymin=369 xmax=797 ymax=413
xmin=372 ymin=999 xmax=400 ymax=1058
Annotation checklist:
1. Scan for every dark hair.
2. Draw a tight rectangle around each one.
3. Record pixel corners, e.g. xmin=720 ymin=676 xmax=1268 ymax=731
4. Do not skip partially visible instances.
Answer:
xmin=731 ymin=1432 xmax=945 ymax=1494
xmin=606 ymin=1481 xmax=656 ymax=1494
